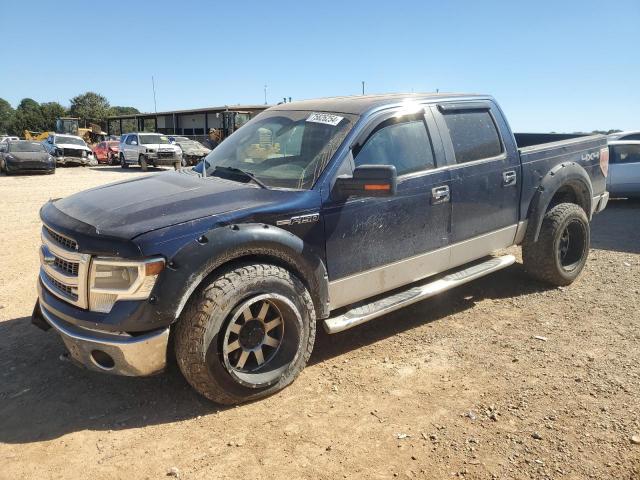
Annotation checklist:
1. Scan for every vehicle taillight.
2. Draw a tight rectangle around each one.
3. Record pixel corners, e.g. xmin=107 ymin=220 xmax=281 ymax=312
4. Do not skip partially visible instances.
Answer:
xmin=599 ymin=147 xmax=609 ymax=177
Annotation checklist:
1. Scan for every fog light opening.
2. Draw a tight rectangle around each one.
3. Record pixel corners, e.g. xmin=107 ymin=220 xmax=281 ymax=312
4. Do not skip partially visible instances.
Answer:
xmin=90 ymin=350 xmax=115 ymax=370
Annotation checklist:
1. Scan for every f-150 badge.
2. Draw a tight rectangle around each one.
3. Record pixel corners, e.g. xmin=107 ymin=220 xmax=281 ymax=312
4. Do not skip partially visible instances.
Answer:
xmin=276 ymin=213 xmax=320 ymax=226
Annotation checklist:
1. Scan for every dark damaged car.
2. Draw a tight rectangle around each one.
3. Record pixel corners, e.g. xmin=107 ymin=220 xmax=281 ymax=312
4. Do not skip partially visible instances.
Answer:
xmin=32 ymin=93 xmax=609 ymax=405
xmin=171 ymin=136 xmax=211 ymax=166
xmin=1 ymin=140 xmax=55 ymax=174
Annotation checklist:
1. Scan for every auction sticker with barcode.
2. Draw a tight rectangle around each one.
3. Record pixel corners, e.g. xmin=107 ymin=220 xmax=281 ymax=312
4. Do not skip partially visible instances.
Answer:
xmin=306 ymin=112 xmax=344 ymax=126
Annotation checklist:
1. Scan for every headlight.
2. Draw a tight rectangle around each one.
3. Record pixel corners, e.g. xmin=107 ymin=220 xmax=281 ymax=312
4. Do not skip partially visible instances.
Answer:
xmin=47 ymin=155 xmax=54 ymax=163
xmin=88 ymin=257 xmax=165 ymax=313
xmin=82 ymin=151 xmax=87 ymax=157
xmin=146 ymin=148 xmax=156 ymax=153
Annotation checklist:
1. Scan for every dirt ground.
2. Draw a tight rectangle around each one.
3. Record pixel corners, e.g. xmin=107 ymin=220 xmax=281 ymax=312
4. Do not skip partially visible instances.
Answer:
xmin=0 ymin=167 xmax=639 ymax=480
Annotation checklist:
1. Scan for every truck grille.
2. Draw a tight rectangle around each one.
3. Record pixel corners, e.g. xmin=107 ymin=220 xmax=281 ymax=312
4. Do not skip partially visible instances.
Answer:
xmin=39 ymin=225 xmax=89 ymax=309
xmin=158 ymin=151 xmax=175 ymax=158
xmin=43 ymin=271 xmax=78 ymax=301
xmin=43 ymin=225 xmax=78 ymax=250
xmin=63 ymin=149 xmax=83 ymax=158
xmin=54 ymin=257 xmax=80 ymax=276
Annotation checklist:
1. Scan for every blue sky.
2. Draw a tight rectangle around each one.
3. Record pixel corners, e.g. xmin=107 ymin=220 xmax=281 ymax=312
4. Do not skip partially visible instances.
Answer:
xmin=1 ymin=0 xmax=638 ymax=132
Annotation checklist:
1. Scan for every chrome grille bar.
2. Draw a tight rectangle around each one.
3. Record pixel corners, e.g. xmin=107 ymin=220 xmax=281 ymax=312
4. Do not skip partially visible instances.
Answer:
xmin=39 ymin=225 xmax=90 ymax=309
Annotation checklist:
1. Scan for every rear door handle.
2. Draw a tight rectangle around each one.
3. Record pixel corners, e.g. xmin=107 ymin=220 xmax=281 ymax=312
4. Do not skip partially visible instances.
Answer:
xmin=431 ymin=185 xmax=450 ymax=204
xmin=502 ymin=170 xmax=517 ymax=187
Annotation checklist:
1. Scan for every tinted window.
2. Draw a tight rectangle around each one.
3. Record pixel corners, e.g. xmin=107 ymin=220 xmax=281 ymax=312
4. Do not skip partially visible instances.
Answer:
xmin=125 ymin=135 xmax=137 ymax=145
xmin=9 ymin=142 xmax=46 ymax=152
xmin=443 ymin=110 xmax=502 ymax=163
xmin=610 ymin=144 xmax=640 ymax=164
xmin=355 ymin=119 xmax=435 ymax=176
xmin=620 ymin=134 xmax=640 ymax=141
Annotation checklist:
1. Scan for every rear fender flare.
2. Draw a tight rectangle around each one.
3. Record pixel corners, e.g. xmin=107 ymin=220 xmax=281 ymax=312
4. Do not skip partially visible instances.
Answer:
xmin=525 ymin=162 xmax=593 ymax=242
xmin=155 ymin=223 xmax=329 ymax=322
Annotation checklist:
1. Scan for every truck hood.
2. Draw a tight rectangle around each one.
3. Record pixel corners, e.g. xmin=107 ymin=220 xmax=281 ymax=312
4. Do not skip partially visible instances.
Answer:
xmin=50 ymin=170 xmax=290 ymax=239
xmin=56 ymin=143 xmax=91 ymax=152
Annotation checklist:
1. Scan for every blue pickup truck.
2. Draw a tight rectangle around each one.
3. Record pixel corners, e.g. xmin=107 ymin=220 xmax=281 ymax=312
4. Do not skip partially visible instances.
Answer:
xmin=32 ymin=93 xmax=610 ymax=404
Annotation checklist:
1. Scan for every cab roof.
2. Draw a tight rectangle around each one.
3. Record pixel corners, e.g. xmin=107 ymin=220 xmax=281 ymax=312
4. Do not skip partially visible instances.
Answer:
xmin=269 ymin=92 xmax=489 ymax=116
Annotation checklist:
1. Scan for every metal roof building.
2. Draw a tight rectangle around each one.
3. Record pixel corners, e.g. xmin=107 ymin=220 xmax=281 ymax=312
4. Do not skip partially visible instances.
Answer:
xmin=106 ymin=104 xmax=269 ymax=140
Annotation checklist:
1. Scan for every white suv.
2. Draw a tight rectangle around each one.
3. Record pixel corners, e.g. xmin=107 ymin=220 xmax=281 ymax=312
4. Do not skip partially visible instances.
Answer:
xmin=119 ymin=132 xmax=183 ymax=170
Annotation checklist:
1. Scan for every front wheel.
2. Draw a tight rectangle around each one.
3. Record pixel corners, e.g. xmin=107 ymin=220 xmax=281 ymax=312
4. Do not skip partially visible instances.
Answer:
xmin=120 ymin=154 xmax=129 ymax=169
xmin=523 ymin=202 xmax=590 ymax=286
xmin=174 ymin=264 xmax=316 ymax=405
xmin=139 ymin=155 xmax=148 ymax=171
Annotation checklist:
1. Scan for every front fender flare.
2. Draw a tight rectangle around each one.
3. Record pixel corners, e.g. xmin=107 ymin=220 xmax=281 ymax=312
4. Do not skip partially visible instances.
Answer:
xmin=151 ymin=223 xmax=330 ymax=324
xmin=525 ymin=162 xmax=593 ymax=242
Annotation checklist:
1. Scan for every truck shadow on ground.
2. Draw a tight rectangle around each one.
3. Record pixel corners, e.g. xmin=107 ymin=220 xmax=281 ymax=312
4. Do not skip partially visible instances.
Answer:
xmin=0 ymin=263 xmax=549 ymax=445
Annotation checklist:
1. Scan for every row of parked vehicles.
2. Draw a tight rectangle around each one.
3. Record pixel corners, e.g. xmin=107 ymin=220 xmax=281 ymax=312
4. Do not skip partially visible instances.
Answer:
xmin=0 ymin=132 xmax=213 ymax=174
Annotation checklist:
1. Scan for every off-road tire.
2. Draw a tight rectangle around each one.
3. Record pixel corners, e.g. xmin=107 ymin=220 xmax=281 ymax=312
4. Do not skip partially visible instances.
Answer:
xmin=174 ymin=264 xmax=316 ymax=405
xmin=139 ymin=155 xmax=148 ymax=171
xmin=120 ymin=154 xmax=128 ymax=169
xmin=523 ymin=202 xmax=590 ymax=286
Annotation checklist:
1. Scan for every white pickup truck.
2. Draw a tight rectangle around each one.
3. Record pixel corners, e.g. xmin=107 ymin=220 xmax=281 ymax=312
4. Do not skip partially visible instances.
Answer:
xmin=43 ymin=134 xmax=94 ymax=166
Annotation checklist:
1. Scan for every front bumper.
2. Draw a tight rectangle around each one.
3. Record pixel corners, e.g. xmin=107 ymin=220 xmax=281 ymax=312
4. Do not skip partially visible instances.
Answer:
xmin=33 ymin=295 xmax=169 ymax=377
xmin=6 ymin=161 xmax=54 ymax=173
xmin=144 ymin=152 xmax=182 ymax=166
xmin=56 ymin=156 xmax=91 ymax=166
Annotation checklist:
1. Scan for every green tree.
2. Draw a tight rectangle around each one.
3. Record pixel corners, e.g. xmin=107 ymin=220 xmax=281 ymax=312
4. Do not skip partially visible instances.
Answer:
xmin=69 ymin=92 xmax=110 ymax=126
xmin=0 ymin=98 xmax=14 ymax=134
xmin=40 ymin=101 xmax=67 ymax=131
xmin=108 ymin=106 xmax=140 ymax=116
xmin=11 ymin=98 xmax=45 ymax=135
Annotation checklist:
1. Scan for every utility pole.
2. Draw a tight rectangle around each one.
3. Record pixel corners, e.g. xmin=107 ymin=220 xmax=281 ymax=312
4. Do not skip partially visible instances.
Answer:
xmin=264 ymin=85 xmax=268 ymax=105
xmin=151 ymin=76 xmax=157 ymax=114
xmin=362 ymin=81 xmax=365 ymax=95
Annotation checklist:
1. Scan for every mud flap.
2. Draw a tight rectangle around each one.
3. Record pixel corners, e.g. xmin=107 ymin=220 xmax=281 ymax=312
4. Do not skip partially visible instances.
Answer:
xmin=31 ymin=300 xmax=51 ymax=331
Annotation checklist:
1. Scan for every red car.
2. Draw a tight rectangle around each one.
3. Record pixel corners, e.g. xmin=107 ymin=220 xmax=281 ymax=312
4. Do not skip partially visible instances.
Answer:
xmin=92 ymin=141 xmax=120 ymax=164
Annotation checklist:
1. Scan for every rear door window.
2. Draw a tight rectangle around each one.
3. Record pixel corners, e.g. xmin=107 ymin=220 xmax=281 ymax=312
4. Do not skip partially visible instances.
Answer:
xmin=610 ymin=144 xmax=640 ymax=164
xmin=354 ymin=119 xmax=435 ymax=176
xmin=442 ymin=110 xmax=503 ymax=163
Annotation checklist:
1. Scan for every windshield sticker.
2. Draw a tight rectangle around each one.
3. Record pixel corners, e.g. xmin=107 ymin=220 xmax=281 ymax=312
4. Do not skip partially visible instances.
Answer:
xmin=306 ymin=112 xmax=344 ymax=126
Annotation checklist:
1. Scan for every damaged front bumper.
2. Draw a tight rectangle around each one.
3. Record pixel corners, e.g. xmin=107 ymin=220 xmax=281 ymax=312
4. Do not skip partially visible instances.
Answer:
xmin=55 ymin=156 xmax=92 ymax=166
xmin=32 ymin=298 xmax=169 ymax=376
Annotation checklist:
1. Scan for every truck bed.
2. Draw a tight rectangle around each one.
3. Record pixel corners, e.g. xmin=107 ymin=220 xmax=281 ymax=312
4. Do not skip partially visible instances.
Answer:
xmin=515 ymin=132 xmax=594 ymax=150
xmin=514 ymin=132 xmax=608 ymax=221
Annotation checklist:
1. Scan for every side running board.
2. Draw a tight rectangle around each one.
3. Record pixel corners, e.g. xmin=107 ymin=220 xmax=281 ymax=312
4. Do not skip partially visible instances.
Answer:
xmin=323 ymin=255 xmax=516 ymax=334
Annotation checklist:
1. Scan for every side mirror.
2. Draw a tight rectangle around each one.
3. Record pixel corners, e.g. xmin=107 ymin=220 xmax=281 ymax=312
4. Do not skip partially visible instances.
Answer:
xmin=131 ymin=141 xmax=138 ymax=145
xmin=334 ymin=164 xmax=397 ymax=199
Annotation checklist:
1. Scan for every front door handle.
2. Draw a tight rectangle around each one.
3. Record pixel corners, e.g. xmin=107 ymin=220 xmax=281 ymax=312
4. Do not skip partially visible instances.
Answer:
xmin=502 ymin=170 xmax=517 ymax=187
xmin=431 ymin=185 xmax=450 ymax=204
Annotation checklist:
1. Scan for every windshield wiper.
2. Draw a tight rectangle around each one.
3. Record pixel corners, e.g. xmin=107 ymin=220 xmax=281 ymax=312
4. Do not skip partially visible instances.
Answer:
xmin=211 ymin=166 xmax=268 ymax=189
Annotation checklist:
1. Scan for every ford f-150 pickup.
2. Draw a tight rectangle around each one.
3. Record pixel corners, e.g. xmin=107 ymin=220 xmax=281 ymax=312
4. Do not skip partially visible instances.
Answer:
xmin=31 ymin=93 xmax=609 ymax=404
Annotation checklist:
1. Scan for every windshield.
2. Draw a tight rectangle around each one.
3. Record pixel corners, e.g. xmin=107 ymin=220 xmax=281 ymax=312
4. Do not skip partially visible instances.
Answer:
xmin=56 ymin=136 xmax=86 ymax=146
xmin=9 ymin=141 xmax=46 ymax=152
xmin=197 ymin=110 xmax=357 ymax=189
xmin=140 ymin=134 xmax=170 ymax=145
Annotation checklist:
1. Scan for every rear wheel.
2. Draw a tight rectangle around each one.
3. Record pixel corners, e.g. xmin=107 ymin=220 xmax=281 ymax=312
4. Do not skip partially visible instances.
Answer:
xmin=120 ymin=154 xmax=128 ymax=169
xmin=175 ymin=264 xmax=316 ymax=405
xmin=523 ymin=202 xmax=590 ymax=286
